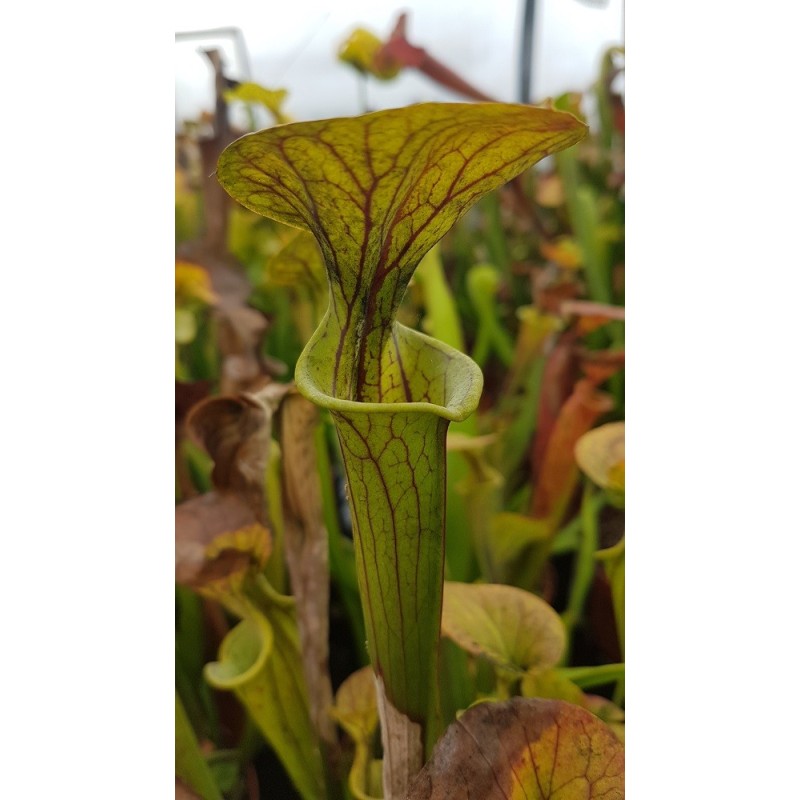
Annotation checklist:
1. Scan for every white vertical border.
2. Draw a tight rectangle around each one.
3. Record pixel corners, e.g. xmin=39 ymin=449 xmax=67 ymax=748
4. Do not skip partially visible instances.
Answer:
xmin=627 ymin=1 xmax=799 ymax=797
xmin=3 ymin=4 xmax=174 ymax=797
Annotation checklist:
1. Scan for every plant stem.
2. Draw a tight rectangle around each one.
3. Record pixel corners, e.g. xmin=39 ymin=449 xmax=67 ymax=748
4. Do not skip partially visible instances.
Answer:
xmin=559 ymin=662 xmax=625 ymax=689
xmin=560 ymin=481 xmax=600 ymax=663
xmin=551 ymin=491 xmax=607 ymax=555
xmin=176 ymin=692 xmax=223 ymax=800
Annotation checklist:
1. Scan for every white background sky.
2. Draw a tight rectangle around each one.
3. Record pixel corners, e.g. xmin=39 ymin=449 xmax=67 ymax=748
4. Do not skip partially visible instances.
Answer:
xmin=175 ymin=0 xmax=624 ymax=125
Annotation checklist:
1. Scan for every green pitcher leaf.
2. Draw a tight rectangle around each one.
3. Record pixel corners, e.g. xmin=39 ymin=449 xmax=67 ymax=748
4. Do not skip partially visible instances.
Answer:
xmin=330 ymin=665 xmax=379 ymax=745
xmin=264 ymin=231 xmax=328 ymax=342
xmin=175 ymin=308 xmax=198 ymax=345
xmin=441 ymin=582 xmax=565 ymax=675
xmin=406 ymin=697 xmax=624 ymax=799
xmin=204 ymin=585 xmax=325 ymax=800
xmin=332 ymin=399 xmax=459 ymax=727
xmin=486 ymin=512 xmax=550 ymax=590
xmin=412 ymin=243 xmax=466 ymax=353
xmin=448 ymin=433 xmax=503 ymax=581
xmin=520 ymin=669 xmax=585 ymax=707
xmin=224 ymin=82 xmax=290 ymax=124
xmin=330 ymin=668 xmax=384 ymax=799
xmin=175 ymin=693 xmax=223 ymax=800
xmin=217 ymin=102 xmax=586 ymax=404
xmin=490 ymin=306 xmax=562 ymax=486
xmin=575 ymin=421 xmax=625 ymax=502
xmin=176 ymin=261 xmax=219 ymax=306
xmin=467 ymin=263 xmax=515 ymax=367
xmin=265 ymin=230 xmax=326 ymax=299
xmin=339 ymin=27 xmax=402 ymax=79
xmin=217 ymin=101 xmax=586 ymax=750
xmin=411 ymin=245 xmax=476 ymax=584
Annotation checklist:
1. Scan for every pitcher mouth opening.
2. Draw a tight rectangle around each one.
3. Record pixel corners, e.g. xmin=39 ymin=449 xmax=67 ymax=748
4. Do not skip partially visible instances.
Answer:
xmin=295 ymin=322 xmax=483 ymax=423
xmin=204 ymin=615 xmax=273 ymax=689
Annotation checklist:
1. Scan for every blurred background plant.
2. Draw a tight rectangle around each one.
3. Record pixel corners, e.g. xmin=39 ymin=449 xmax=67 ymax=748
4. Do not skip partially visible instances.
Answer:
xmin=176 ymin=5 xmax=623 ymax=797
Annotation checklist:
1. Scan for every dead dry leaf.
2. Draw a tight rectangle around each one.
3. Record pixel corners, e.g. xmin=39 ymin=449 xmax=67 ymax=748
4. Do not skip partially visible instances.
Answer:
xmin=406 ymin=698 xmax=623 ymax=799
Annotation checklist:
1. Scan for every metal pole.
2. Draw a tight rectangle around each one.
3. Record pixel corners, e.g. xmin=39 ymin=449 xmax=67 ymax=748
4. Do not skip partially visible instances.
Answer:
xmin=519 ymin=0 xmax=536 ymax=103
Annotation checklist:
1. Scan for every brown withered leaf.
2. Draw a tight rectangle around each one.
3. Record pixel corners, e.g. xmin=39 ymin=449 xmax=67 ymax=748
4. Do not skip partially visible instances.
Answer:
xmin=576 ymin=347 xmax=625 ymax=385
xmin=186 ymin=394 xmax=273 ymax=517
xmin=560 ymin=300 xmax=625 ymax=326
xmin=406 ymin=697 xmax=623 ymax=799
xmin=530 ymin=328 xmax=580 ymax=483
xmin=520 ymin=671 xmax=625 ymax=745
xmin=176 ymin=379 xmax=214 ymax=499
xmin=584 ymin=694 xmax=625 ymax=744
xmin=275 ymin=388 xmax=336 ymax=746
xmin=215 ymin=304 xmax=272 ymax=394
xmin=175 ymin=244 xmax=275 ymax=395
xmin=540 ymin=237 xmax=582 ymax=270
xmin=175 ymin=778 xmax=203 ymax=799
xmin=176 ymin=246 xmax=251 ymax=310
xmin=177 ymin=385 xmax=288 ymax=599
xmin=532 ymin=268 xmax=582 ymax=316
xmin=534 ymin=173 xmax=565 ymax=208
xmin=175 ymin=242 xmax=273 ymax=393
xmin=176 ymin=380 xmax=213 ymax=431
xmin=175 ymin=491 xmax=270 ymax=591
